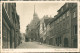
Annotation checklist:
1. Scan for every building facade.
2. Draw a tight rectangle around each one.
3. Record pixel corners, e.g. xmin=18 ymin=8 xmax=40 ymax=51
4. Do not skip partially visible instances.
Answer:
xmin=44 ymin=18 xmax=54 ymax=45
xmin=39 ymin=15 xmax=52 ymax=43
xmin=2 ymin=3 xmax=20 ymax=48
xmin=45 ymin=3 xmax=77 ymax=48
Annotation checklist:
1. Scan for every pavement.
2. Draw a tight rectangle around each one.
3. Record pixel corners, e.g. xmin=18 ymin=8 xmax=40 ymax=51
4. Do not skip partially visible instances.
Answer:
xmin=17 ymin=41 xmax=61 ymax=48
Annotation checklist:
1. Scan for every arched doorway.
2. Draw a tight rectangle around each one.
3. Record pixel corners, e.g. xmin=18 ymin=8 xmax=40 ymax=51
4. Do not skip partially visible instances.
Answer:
xmin=64 ymin=38 xmax=68 ymax=47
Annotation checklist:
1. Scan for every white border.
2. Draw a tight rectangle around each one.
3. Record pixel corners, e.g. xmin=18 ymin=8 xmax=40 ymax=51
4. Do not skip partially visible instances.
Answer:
xmin=1 ymin=1 xmax=80 ymax=52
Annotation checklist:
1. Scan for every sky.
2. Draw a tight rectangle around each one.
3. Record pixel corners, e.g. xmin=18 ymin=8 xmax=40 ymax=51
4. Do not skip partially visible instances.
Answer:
xmin=16 ymin=2 xmax=65 ymax=33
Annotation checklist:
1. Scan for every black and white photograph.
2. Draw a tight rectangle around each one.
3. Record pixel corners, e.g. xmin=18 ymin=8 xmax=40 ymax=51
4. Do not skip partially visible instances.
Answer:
xmin=2 ymin=2 xmax=78 ymax=49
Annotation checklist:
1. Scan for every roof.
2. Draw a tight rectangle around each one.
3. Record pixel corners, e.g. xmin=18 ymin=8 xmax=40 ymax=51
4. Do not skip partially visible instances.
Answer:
xmin=57 ymin=3 xmax=66 ymax=12
xmin=44 ymin=18 xmax=54 ymax=25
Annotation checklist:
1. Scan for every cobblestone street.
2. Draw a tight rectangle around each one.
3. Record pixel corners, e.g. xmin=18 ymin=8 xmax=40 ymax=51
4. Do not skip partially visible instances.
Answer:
xmin=17 ymin=41 xmax=61 ymax=48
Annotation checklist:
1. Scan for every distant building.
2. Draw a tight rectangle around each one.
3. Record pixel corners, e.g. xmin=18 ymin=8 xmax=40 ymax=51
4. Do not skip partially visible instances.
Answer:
xmin=2 ymin=3 xmax=20 ymax=48
xmin=29 ymin=5 xmax=40 ymax=29
xmin=25 ymin=5 xmax=40 ymax=41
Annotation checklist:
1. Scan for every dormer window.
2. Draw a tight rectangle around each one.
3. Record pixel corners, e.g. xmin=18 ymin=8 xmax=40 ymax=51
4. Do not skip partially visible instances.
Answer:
xmin=63 ymin=14 xmax=65 ymax=19
xmin=61 ymin=8 xmax=63 ymax=12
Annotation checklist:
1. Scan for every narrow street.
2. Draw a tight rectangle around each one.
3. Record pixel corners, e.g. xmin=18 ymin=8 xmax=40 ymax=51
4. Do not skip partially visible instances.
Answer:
xmin=17 ymin=41 xmax=61 ymax=48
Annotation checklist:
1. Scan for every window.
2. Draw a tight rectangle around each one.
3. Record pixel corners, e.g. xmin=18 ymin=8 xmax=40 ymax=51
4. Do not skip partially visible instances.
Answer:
xmin=42 ymin=23 xmax=44 ymax=30
xmin=73 ymin=11 xmax=76 ymax=18
xmin=74 ymin=25 xmax=77 ymax=34
xmin=60 ymin=17 xmax=61 ymax=21
xmin=56 ymin=38 xmax=57 ymax=44
xmin=60 ymin=37 xmax=61 ymax=44
xmin=63 ymin=14 xmax=65 ymax=19
xmin=61 ymin=16 xmax=63 ymax=20
xmin=55 ymin=20 xmax=57 ymax=24
xmin=57 ymin=19 xmax=59 ymax=23
xmin=60 ymin=17 xmax=62 ymax=21
xmin=67 ymin=11 xmax=69 ymax=17
xmin=56 ymin=19 xmax=58 ymax=24
xmin=66 ymin=20 xmax=69 ymax=29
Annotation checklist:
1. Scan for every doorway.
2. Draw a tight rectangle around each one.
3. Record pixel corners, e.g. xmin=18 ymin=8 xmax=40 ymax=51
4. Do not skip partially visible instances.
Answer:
xmin=64 ymin=38 xmax=68 ymax=47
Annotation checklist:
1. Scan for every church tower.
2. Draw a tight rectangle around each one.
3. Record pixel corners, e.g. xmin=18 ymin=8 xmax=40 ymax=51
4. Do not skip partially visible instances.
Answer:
xmin=33 ymin=5 xmax=39 ymax=20
xmin=29 ymin=5 xmax=40 ymax=29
